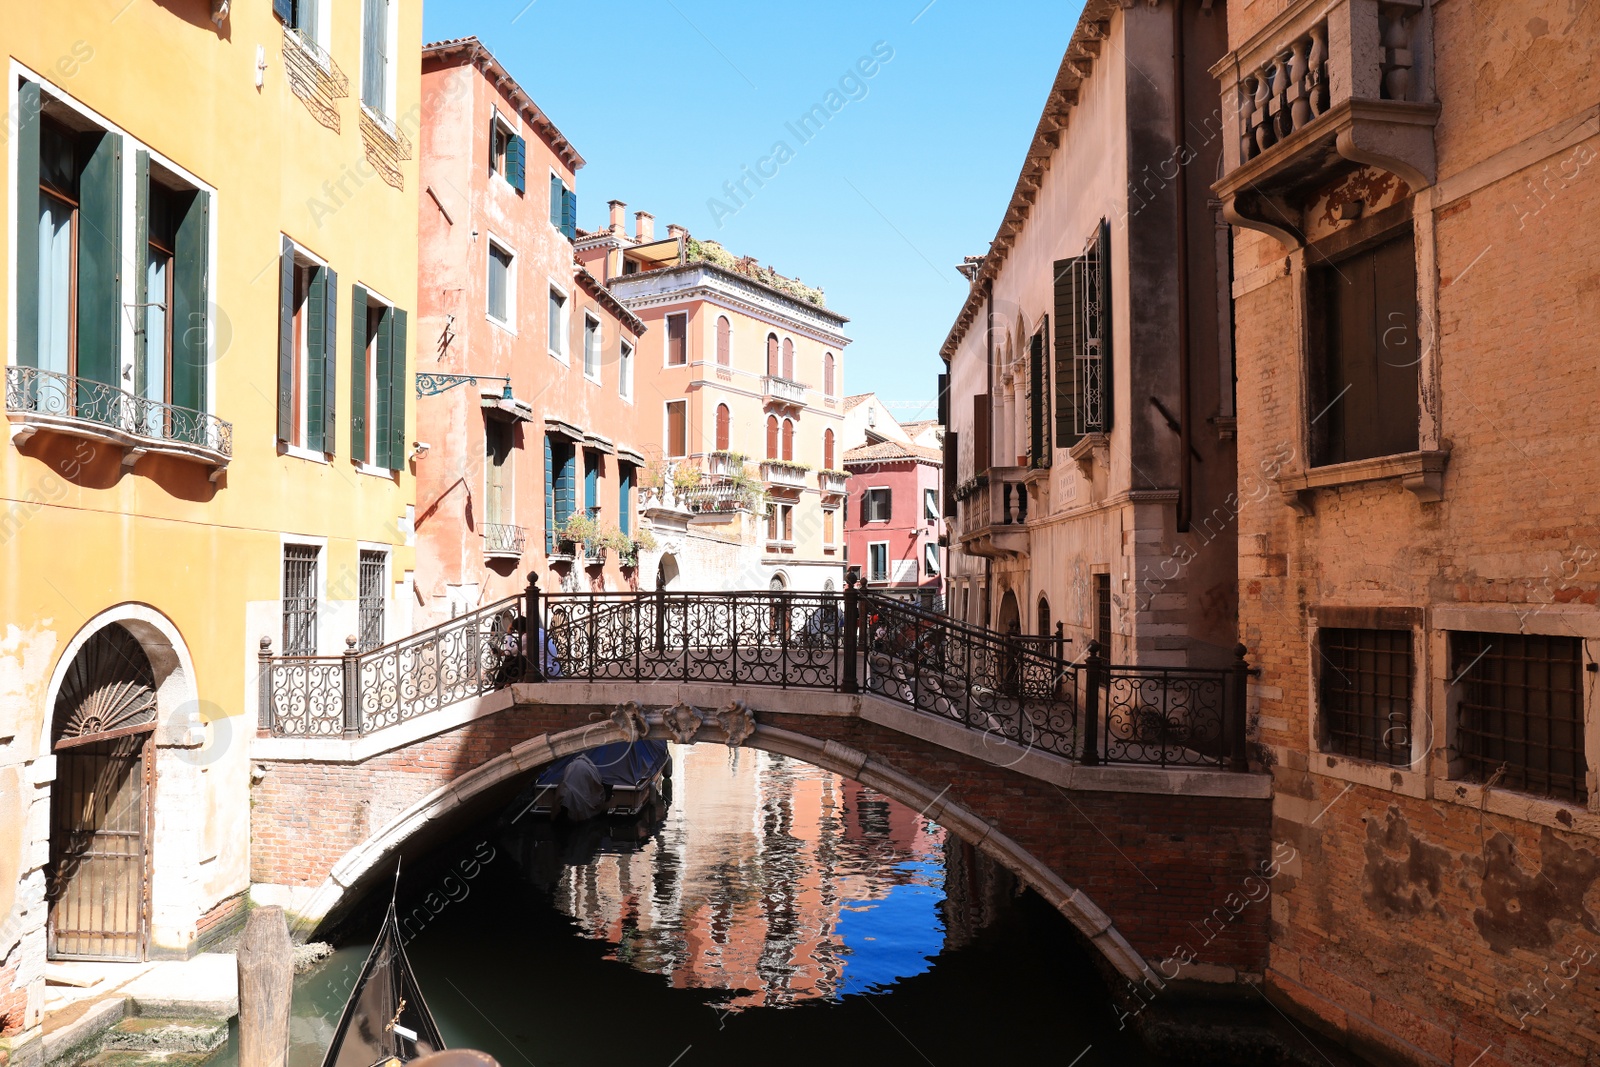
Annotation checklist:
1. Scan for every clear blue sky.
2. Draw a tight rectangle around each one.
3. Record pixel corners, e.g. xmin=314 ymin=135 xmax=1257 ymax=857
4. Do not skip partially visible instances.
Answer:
xmin=421 ymin=0 xmax=1083 ymax=421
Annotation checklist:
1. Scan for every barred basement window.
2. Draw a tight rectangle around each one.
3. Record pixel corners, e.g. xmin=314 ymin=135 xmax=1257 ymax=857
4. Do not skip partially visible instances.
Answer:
xmin=1318 ymin=628 xmax=1413 ymax=766
xmin=282 ymin=544 xmax=320 ymax=655
xmin=1453 ymin=632 xmax=1587 ymax=803
xmin=358 ymin=550 xmax=385 ymax=651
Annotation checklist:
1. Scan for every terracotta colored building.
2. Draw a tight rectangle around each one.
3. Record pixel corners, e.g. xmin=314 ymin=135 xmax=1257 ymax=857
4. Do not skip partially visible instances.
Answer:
xmin=577 ymin=218 xmax=850 ymax=592
xmin=940 ymin=0 xmax=1238 ymax=666
xmin=415 ymin=39 xmax=649 ymax=614
xmin=840 ymin=394 xmax=944 ymax=604
xmin=1214 ymin=0 xmax=1600 ymax=1062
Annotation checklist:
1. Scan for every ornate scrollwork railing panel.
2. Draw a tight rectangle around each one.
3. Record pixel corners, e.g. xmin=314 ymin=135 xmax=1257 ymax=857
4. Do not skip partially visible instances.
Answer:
xmin=265 ymin=657 xmax=345 ymax=737
xmin=1100 ymin=668 xmax=1228 ymax=768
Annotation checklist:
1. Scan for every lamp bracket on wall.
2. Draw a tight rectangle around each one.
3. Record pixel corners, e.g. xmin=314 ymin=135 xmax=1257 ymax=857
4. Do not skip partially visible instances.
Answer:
xmin=415 ymin=373 xmax=513 ymax=399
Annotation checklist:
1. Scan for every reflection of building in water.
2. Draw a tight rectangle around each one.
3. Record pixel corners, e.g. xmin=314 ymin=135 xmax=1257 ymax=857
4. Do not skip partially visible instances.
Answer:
xmin=939 ymin=837 xmax=1017 ymax=953
xmin=549 ymin=745 xmax=946 ymax=1009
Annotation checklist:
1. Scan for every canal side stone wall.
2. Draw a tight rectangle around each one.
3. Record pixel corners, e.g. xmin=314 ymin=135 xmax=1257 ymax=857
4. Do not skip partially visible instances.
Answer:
xmin=251 ymin=685 xmax=1272 ymax=983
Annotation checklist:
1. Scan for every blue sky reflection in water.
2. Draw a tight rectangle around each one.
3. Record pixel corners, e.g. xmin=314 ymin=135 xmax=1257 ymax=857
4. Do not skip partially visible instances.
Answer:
xmin=210 ymin=745 xmax=1157 ymax=1067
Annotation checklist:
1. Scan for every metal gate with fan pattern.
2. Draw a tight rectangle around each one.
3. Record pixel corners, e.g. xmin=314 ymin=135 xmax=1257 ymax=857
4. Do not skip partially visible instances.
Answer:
xmin=47 ymin=624 xmax=158 ymax=961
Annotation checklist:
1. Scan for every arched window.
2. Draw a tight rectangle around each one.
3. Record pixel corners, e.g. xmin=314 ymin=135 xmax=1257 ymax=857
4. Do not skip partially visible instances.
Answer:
xmin=781 ymin=417 xmax=795 ymax=461
xmin=823 ymin=351 xmax=835 ymax=396
xmin=781 ymin=337 xmax=794 ymax=380
xmin=823 ymin=428 xmax=835 ymax=470
xmin=716 ymin=316 xmax=731 ymax=367
xmin=766 ymin=333 xmax=779 ymax=377
xmin=716 ymin=403 xmax=731 ymax=451
xmin=766 ymin=415 xmax=779 ymax=459
xmin=1037 ymin=595 xmax=1051 ymax=637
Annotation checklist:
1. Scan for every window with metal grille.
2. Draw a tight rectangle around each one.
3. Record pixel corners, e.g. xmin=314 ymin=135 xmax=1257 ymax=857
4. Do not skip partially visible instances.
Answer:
xmin=358 ymin=550 xmax=385 ymax=651
xmin=1053 ymin=220 xmax=1112 ymax=445
xmin=1453 ymin=632 xmax=1587 ymax=803
xmin=282 ymin=544 xmax=319 ymax=655
xmin=1318 ymin=628 xmax=1413 ymax=766
xmin=1094 ymin=573 xmax=1111 ymax=653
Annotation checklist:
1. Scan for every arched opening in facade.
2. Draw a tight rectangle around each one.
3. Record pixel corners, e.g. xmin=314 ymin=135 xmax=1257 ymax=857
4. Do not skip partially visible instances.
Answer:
xmin=766 ymin=333 xmax=779 ymax=377
xmin=715 ymin=315 xmax=731 ymax=366
xmin=46 ymin=624 xmax=160 ymax=960
xmin=715 ymin=403 xmax=731 ymax=452
xmin=996 ymin=588 xmax=1020 ymax=635
xmin=656 ymin=553 xmax=680 ymax=591
xmin=780 ymin=337 xmax=794 ymax=380
xmin=1037 ymin=595 xmax=1051 ymax=637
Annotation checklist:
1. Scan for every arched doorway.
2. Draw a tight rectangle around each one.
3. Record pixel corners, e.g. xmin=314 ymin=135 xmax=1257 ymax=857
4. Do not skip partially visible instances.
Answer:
xmin=47 ymin=624 xmax=158 ymax=960
xmin=656 ymin=553 xmax=680 ymax=591
xmin=995 ymin=588 xmax=1020 ymax=634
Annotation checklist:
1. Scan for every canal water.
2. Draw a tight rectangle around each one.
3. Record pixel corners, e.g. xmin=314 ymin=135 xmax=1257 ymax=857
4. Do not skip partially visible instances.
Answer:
xmin=211 ymin=746 xmax=1164 ymax=1066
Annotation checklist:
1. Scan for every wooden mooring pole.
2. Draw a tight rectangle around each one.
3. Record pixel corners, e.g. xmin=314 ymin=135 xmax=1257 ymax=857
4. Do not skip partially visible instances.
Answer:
xmin=237 ymin=905 xmax=293 ymax=1067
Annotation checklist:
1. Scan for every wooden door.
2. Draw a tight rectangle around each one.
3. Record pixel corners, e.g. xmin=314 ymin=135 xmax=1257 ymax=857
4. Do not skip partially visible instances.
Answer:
xmin=46 ymin=623 xmax=158 ymax=961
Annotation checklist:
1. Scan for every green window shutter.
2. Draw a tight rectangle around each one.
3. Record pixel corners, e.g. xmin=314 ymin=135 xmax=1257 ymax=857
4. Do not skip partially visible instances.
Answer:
xmin=273 ymin=0 xmax=293 ymax=22
xmin=172 ymin=188 xmax=209 ymax=416
xmin=1096 ymin=218 xmax=1114 ymax=433
xmin=508 ymin=135 xmax=526 ymax=194
xmin=584 ymin=451 xmax=598 ymax=512
xmin=15 ymin=82 xmax=41 ymax=369
xmin=562 ymin=188 xmax=577 ymax=241
xmin=1053 ymin=256 xmax=1083 ymax=447
xmin=619 ymin=466 xmax=632 ymax=537
xmin=350 ymin=284 xmax=368 ymax=462
xmin=544 ymin=433 xmax=555 ymax=553
xmin=373 ymin=300 xmax=394 ymax=466
xmin=277 ymin=236 xmax=295 ymax=441
xmin=76 ymin=131 xmax=122 ymax=392
xmin=387 ymin=308 xmax=407 ymax=470
xmin=1029 ymin=316 xmax=1049 ymax=467
xmin=133 ymin=151 xmax=150 ymax=398
xmin=305 ymin=265 xmax=327 ymax=452
xmin=320 ymin=267 xmax=337 ymax=453
xmin=549 ymin=174 xmax=562 ymax=227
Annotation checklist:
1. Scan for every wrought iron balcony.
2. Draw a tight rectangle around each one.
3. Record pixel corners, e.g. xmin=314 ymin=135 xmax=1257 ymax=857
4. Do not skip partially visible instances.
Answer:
xmin=677 ymin=478 xmax=763 ymax=515
xmin=483 ymin=523 xmax=526 ymax=560
xmin=1211 ymin=0 xmax=1437 ymax=245
xmin=762 ymin=376 xmax=807 ymax=408
xmin=5 ymin=366 xmax=232 ymax=477
xmin=760 ymin=460 xmax=809 ymax=490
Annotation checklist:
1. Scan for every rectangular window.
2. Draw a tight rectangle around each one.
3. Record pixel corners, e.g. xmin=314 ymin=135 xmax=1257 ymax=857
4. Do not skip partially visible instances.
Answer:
xmin=619 ymin=341 xmax=634 ymax=400
xmin=274 ymin=0 xmax=320 ymax=42
xmin=665 ymin=400 xmax=687 ymax=458
xmin=276 ymin=243 xmax=336 ymax=455
xmin=360 ymin=0 xmax=392 ymax=116
xmin=923 ymin=542 xmax=940 ymax=575
xmin=1094 ymin=573 xmax=1112 ymax=652
xmin=1053 ymin=220 xmax=1112 ymax=445
xmin=666 ymin=312 xmax=687 ymax=366
xmin=1319 ymin=628 xmax=1413 ymax=766
xmin=767 ymin=503 xmax=794 ymax=545
xmin=868 ymin=542 xmax=889 ymax=583
xmin=347 ymin=285 xmax=405 ymax=469
xmin=487 ymin=243 xmax=513 ymax=326
xmin=548 ymin=286 xmax=567 ymax=358
xmin=489 ymin=115 xmax=525 ymax=193
xmin=583 ymin=449 xmax=601 ymax=517
xmin=282 ymin=544 xmax=320 ymax=655
xmin=923 ymin=488 xmax=938 ymax=524
xmin=357 ymin=549 xmax=385 ymax=651
xmin=864 ymin=487 xmax=891 ymax=523
xmin=484 ymin=419 xmax=513 ymax=525
xmin=1310 ymin=230 xmax=1420 ymax=466
xmin=1453 ymin=632 xmax=1587 ymax=803
xmin=583 ymin=314 xmax=601 ymax=380
xmin=545 ymin=434 xmax=577 ymax=553
xmin=823 ymin=508 xmax=836 ymax=546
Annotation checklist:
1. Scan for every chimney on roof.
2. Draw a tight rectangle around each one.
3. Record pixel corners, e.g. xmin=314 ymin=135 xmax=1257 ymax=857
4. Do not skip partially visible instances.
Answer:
xmin=608 ymin=200 xmax=626 ymax=234
xmin=635 ymin=211 xmax=654 ymax=243
xmin=666 ymin=224 xmax=687 ymax=242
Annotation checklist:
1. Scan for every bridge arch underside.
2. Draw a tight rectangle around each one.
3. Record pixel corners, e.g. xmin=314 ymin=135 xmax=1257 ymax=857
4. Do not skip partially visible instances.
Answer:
xmin=250 ymin=689 xmax=1270 ymax=992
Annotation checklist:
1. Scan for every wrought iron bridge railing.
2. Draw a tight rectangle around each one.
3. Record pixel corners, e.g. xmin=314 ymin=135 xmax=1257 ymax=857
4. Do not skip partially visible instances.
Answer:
xmin=257 ymin=578 xmax=1255 ymax=771
xmin=5 ymin=366 xmax=232 ymax=460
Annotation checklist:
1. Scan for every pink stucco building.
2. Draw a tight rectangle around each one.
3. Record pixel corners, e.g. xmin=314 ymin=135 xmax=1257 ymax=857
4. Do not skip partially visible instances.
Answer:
xmin=840 ymin=394 xmax=944 ymax=604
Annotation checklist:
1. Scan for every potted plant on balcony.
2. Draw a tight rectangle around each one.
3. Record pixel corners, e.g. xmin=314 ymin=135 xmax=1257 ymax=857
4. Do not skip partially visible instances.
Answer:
xmin=606 ymin=526 xmax=649 ymax=569
xmin=558 ymin=512 xmax=597 ymax=563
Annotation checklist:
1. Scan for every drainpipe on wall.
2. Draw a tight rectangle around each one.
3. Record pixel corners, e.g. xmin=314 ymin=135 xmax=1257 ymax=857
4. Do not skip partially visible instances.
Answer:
xmin=1173 ymin=0 xmax=1194 ymax=533
xmin=984 ymin=279 xmax=995 ymax=627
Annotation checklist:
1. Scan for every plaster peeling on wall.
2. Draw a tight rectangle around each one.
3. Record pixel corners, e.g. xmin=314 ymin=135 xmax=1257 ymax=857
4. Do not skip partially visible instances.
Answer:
xmin=1470 ymin=826 xmax=1600 ymax=955
xmin=0 ymin=624 xmax=60 ymax=757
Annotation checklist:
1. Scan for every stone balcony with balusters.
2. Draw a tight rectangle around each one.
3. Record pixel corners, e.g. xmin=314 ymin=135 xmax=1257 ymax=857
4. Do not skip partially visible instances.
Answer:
xmin=1210 ymin=0 xmax=1438 ymax=246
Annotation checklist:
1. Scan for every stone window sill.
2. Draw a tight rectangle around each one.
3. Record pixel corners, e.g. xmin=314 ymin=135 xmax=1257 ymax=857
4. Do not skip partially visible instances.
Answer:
xmin=1068 ymin=432 xmax=1108 ymax=477
xmin=1308 ymin=750 xmax=1428 ymax=800
xmin=1275 ymin=448 xmax=1449 ymax=516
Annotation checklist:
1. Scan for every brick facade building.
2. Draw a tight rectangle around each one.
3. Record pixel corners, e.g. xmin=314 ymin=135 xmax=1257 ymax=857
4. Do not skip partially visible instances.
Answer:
xmin=1215 ymin=0 xmax=1600 ymax=1062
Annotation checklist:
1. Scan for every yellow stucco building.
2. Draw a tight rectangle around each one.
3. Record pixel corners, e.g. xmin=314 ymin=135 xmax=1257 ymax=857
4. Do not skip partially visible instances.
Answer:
xmin=0 ymin=0 xmax=420 ymax=1041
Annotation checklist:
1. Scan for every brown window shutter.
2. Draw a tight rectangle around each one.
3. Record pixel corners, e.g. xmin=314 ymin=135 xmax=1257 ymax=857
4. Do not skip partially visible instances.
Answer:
xmin=973 ymin=393 xmax=991 ymax=472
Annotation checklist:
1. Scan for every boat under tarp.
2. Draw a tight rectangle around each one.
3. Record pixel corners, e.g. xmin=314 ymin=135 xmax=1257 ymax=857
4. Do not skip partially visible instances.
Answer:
xmin=521 ymin=740 xmax=671 ymax=819
xmin=321 ymin=898 xmax=446 ymax=1067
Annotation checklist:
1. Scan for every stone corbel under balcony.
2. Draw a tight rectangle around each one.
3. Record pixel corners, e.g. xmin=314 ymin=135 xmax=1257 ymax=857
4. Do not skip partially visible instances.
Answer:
xmin=1275 ymin=448 xmax=1449 ymax=516
xmin=1069 ymin=433 xmax=1109 ymax=477
xmin=1216 ymin=97 xmax=1440 ymax=248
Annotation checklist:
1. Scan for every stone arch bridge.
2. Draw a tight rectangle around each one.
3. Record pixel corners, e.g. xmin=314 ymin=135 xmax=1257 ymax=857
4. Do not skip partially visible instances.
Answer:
xmin=250 ymin=584 xmax=1272 ymax=996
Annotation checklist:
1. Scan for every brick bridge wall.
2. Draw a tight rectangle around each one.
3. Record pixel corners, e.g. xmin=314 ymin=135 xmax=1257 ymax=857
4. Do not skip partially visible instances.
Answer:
xmin=251 ymin=694 xmax=1273 ymax=979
